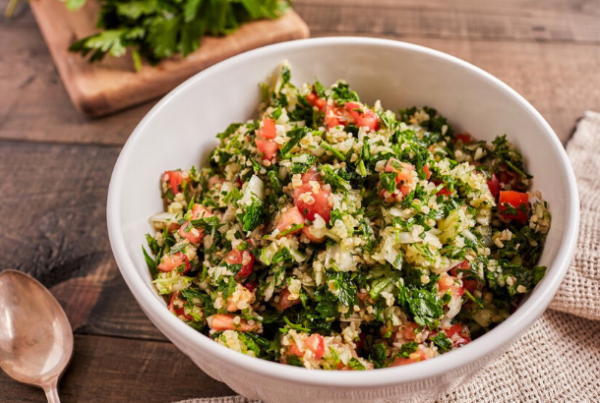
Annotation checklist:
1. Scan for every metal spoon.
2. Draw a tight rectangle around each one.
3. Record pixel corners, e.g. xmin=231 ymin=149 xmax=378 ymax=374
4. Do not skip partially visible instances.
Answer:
xmin=0 ymin=270 xmax=73 ymax=403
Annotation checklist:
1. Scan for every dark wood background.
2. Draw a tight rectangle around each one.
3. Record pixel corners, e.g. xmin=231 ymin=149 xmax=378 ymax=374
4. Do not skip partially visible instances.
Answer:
xmin=1 ymin=0 xmax=600 ymax=401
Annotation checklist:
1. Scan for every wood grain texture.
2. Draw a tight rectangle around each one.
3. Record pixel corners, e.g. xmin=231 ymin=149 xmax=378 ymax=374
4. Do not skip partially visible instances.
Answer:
xmin=29 ymin=0 xmax=309 ymax=117
xmin=2 ymin=0 xmax=600 ymax=145
xmin=0 ymin=141 xmax=165 ymax=340
xmin=295 ymin=0 xmax=600 ymax=43
xmin=1 ymin=1 xmax=600 ymax=400
xmin=0 ymin=334 xmax=233 ymax=402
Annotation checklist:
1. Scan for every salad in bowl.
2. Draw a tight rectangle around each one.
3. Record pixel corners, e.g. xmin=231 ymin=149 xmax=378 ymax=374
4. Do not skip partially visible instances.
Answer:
xmin=143 ymin=62 xmax=551 ymax=371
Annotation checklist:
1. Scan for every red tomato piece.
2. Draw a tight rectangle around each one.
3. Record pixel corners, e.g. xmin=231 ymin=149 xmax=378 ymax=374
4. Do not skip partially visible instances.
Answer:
xmin=344 ymin=102 xmax=379 ymax=131
xmin=208 ymin=175 xmax=225 ymax=189
xmin=164 ymin=171 xmax=184 ymax=194
xmin=454 ymin=133 xmax=473 ymax=143
xmin=402 ymin=322 xmax=420 ymax=341
xmin=294 ymin=183 xmax=332 ymax=222
xmin=169 ymin=292 xmax=193 ymax=320
xmin=423 ymin=165 xmax=431 ymax=180
xmin=255 ymin=138 xmax=279 ymax=160
xmin=178 ymin=222 xmax=203 ymax=244
xmin=287 ymin=343 xmax=304 ymax=358
xmin=437 ymin=187 xmax=453 ymax=196
xmin=324 ymin=105 xmax=352 ymax=129
xmin=158 ymin=252 xmax=189 ymax=273
xmin=449 ymin=261 xmax=478 ymax=293
xmin=438 ymin=274 xmax=465 ymax=298
xmin=167 ymin=222 xmax=180 ymax=233
xmin=276 ymin=288 xmax=301 ymax=311
xmin=384 ymin=159 xmax=416 ymax=197
xmin=306 ymin=91 xmax=327 ymax=111
xmin=191 ymin=204 xmax=212 ymax=220
xmin=487 ymin=173 xmax=500 ymax=198
xmin=437 ymin=275 xmax=455 ymax=291
xmin=207 ymin=314 xmax=260 ymax=332
xmin=261 ymin=117 xmax=277 ymax=140
xmin=244 ymin=281 xmax=258 ymax=292
xmin=225 ymin=248 xmax=255 ymax=279
xmin=499 ymin=190 xmax=529 ymax=224
xmin=354 ymin=332 xmax=366 ymax=350
xmin=305 ymin=334 xmax=325 ymax=360
xmin=302 ymin=225 xmax=325 ymax=243
xmin=275 ymin=207 xmax=305 ymax=236
xmin=389 ymin=350 xmax=427 ymax=367
xmin=445 ymin=324 xmax=471 ymax=347
xmin=301 ymin=167 xmax=321 ymax=184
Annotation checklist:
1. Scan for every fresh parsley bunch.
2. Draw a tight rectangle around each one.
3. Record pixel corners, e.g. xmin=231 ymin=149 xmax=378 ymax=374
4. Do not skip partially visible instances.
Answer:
xmin=67 ymin=0 xmax=290 ymax=69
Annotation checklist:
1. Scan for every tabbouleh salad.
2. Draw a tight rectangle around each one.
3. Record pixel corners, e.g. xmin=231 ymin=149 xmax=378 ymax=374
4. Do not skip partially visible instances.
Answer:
xmin=144 ymin=62 xmax=551 ymax=370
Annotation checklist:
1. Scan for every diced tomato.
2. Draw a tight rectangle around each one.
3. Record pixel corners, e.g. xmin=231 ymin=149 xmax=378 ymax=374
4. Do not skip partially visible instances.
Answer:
xmin=344 ymin=102 xmax=379 ymax=131
xmin=450 ymin=260 xmax=470 ymax=276
xmin=436 ymin=186 xmax=454 ymax=196
xmin=294 ymin=183 xmax=332 ymax=222
xmin=384 ymin=159 xmax=416 ymax=197
xmin=225 ymin=248 xmax=255 ymax=279
xmin=177 ymin=205 xmax=212 ymax=244
xmin=301 ymin=167 xmax=321 ymax=184
xmin=158 ymin=252 xmax=190 ymax=273
xmin=437 ymin=275 xmax=455 ymax=291
xmin=450 ymin=261 xmax=478 ymax=293
xmin=454 ymin=133 xmax=473 ymax=143
xmin=306 ymin=91 xmax=327 ymax=111
xmin=206 ymin=314 xmax=260 ymax=332
xmin=167 ymin=222 xmax=180 ymax=233
xmin=178 ymin=222 xmax=203 ymax=244
xmin=389 ymin=350 xmax=427 ymax=367
xmin=402 ymin=322 xmax=420 ymax=341
xmin=169 ymin=292 xmax=193 ymax=320
xmin=276 ymin=288 xmax=300 ymax=311
xmin=244 ymin=281 xmax=258 ymax=292
xmin=463 ymin=279 xmax=478 ymax=293
xmin=487 ymin=173 xmax=500 ymax=198
xmin=305 ymin=334 xmax=325 ymax=360
xmin=354 ymin=332 xmax=366 ymax=350
xmin=302 ymin=225 xmax=325 ymax=243
xmin=438 ymin=274 xmax=465 ymax=298
xmin=164 ymin=171 xmax=184 ymax=194
xmin=208 ymin=175 xmax=225 ymax=189
xmin=191 ymin=204 xmax=212 ymax=220
xmin=499 ymin=190 xmax=529 ymax=224
xmin=445 ymin=324 xmax=471 ymax=347
xmin=255 ymin=138 xmax=279 ymax=160
xmin=324 ymin=105 xmax=351 ymax=129
xmin=260 ymin=117 xmax=277 ymax=140
xmin=423 ymin=165 xmax=431 ymax=180
xmin=287 ymin=343 xmax=304 ymax=358
xmin=275 ymin=207 xmax=305 ymax=236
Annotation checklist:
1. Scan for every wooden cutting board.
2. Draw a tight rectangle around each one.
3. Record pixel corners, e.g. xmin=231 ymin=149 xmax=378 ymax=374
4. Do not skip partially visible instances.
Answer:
xmin=29 ymin=0 xmax=309 ymax=117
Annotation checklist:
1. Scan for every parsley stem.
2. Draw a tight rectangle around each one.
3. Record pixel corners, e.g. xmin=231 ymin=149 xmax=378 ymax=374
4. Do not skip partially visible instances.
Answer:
xmin=4 ymin=0 xmax=18 ymax=18
xmin=320 ymin=141 xmax=346 ymax=161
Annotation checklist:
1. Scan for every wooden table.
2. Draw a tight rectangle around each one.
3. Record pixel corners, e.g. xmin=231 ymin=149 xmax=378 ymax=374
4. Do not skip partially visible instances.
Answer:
xmin=1 ymin=0 xmax=599 ymax=401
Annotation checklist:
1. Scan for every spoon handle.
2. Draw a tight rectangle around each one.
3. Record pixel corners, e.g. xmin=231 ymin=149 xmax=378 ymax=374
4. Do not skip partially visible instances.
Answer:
xmin=43 ymin=384 xmax=61 ymax=403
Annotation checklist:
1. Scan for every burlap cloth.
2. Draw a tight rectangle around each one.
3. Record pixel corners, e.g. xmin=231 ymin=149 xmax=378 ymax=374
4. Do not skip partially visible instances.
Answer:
xmin=177 ymin=111 xmax=600 ymax=403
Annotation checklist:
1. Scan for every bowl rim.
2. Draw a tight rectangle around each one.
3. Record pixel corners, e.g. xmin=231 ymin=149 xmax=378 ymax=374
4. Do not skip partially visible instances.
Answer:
xmin=107 ymin=37 xmax=579 ymax=388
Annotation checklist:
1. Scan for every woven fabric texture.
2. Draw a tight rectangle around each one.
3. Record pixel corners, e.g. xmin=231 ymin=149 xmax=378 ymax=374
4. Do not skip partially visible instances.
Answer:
xmin=176 ymin=112 xmax=600 ymax=403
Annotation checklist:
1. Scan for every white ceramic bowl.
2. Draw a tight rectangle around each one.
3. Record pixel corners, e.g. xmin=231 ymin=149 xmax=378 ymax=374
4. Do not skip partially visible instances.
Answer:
xmin=107 ymin=37 xmax=579 ymax=403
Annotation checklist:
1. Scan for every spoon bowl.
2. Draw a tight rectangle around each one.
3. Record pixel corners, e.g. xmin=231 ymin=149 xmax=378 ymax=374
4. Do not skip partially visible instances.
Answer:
xmin=0 ymin=270 xmax=73 ymax=402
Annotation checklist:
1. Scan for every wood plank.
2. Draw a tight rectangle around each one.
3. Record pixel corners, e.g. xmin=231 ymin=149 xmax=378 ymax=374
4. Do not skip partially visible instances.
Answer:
xmin=2 ymin=19 xmax=597 ymax=146
xmin=0 ymin=141 xmax=165 ymax=340
xmin=2 ymin=0 xmax=600 ymax=145
xmin=295 ymin=0 xmax=600 ymax=43
xmin=0 ymin=334 xmax=233 ymax=402
xmin=28 ymin=0 xmax=309 ymax=117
